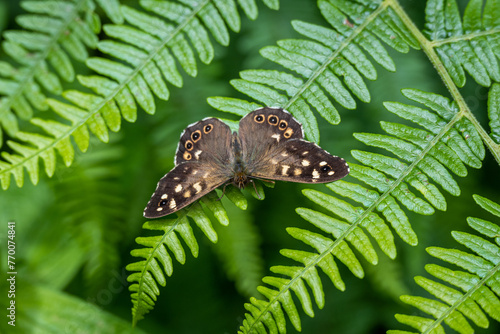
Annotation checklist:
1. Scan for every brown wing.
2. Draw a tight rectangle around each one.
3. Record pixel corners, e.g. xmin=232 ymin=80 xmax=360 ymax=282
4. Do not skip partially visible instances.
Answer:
xmin=248 ymin=139 xmax=350 ymax=183
xmin=143 ymin=162 xmax=228 ymax=218
xmin=175 ymin=117 xmax=234 ymax=166
xmin=238 ymin=107 xmax=304 ymax=164
xmin=238 ymin=107 xmax=349 ymax=184
xmin=144 ymin=117 xmax=234 ymax=218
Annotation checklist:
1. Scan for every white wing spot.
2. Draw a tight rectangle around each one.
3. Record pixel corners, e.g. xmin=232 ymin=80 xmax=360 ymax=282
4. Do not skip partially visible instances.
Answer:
xmin=271 ymin=158 xmax=278 ymax=164
xmin=161 ymin=194 xmax=168 ymax=199
xmin=328 ymin=171 xmax=335 ymax=176
xmin=281 ymin=165 xmax=290 ymax=175
xmin=175 ymin=184 xmax=183 ymax=193
xmin=271 ymin=134 xmax=280 ymax=142
xmin=169 ymin=199 xmax=176 ymax=209
xmin=281 ymin=152 xmax=288 ymax=157
xmin=301 ymin=160 xmax=310 ymax=167
xmin=312 ymin=169 xmax=320 ymax=179
xmin=194 ymin=150 xmax=202 ymax=160
xmin=294 ymin=169 xmax=302 ymax=176
xmin=193 ymin=182 xmax=202 ymax=194
xmin=319 ymin=161 xmax=327 ymax=166
xmin=302 ymin=151 xmax=309 ymax=155
xmin=157 ymin=207 xmax=163 ymax=212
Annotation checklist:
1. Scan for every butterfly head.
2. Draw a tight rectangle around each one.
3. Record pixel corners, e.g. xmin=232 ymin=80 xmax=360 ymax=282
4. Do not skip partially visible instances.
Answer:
xmin=232 ymin=171 xmax=248 ymax=189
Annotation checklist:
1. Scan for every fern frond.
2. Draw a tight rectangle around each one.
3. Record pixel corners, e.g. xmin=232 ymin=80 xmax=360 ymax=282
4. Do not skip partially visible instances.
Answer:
xmin=389 ymin=195 xmax=500 ymax=334
xmin=0 ymin=0 xmax=101 ymax=142
xmin=0 ymin=0 xmax=273 ymax=190
xmin=424 ymin=0 xmax=500 ymax=87
xmin=489 ymin=83 xmax=500 ymax=144
xmin=238 ymin=87 xmax=485 ymax=333
xmin=209 ymin=0 xmax=419 ymax=143
xmin=127 ymin=192 xmax=231 ymax=325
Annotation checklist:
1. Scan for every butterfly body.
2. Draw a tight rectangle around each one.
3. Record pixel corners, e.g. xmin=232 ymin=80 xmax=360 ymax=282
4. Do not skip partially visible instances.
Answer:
xmin=144 ymin=107 xmax=349 ymax=218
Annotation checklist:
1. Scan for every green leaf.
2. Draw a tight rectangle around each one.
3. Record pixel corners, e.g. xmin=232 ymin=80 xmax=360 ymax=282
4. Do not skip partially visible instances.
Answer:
xmin=488 ymin=83 xmax=500 ymax=143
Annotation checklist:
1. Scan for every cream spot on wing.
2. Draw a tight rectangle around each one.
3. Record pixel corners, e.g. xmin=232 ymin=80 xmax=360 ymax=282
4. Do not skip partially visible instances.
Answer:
xmin=184 ymin=190 xmax=191 ymax=198
xmin=175 ymin=184 xmax=183 ymax=193
xmin=157 ymin=207 xmax=163 ymax=212
xmin=194 ymin=150 xmax=202 ymax=159
xmin=319 ymin=161 xmax=327 ymax=166
xmin=281 ymin=152 xmax=288 ymax=157
xmin=174 ymin=177 xmax=180 ymax=180
xmin=312 ymin=169 xmax=320 ymax=179
xmin=301 ymin=160 xmax=310 ymax=167
xmin=294 ymin=169 xmax=302 ymax=176
xmin=193 ymin=182 xmax=202 ymax=194
xmin=161 ymin=194 xmax=168 ymax=199
xmin=281 ymin=165 xmax=290 ymax=175
xmin=302 ymin=151 xmax=309 ymax=155
xmin=271 ymin=134 xmax=280 ymax=142
xmin=270 ymin=158 xmax=278 ymax=164
xmin=328 ymin=171 xmax=335 ymax=176
xmin=169 ymin=199 xmax=176 ymax=209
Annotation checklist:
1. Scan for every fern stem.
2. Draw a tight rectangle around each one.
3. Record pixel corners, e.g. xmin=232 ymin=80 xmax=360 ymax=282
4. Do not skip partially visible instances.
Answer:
xmin=389 ymin=0 xmax=500 ymax=166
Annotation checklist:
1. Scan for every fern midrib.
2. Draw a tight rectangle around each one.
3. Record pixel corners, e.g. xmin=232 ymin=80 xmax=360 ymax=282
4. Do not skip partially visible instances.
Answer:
xmin=431 ymin=27 xmax=500 ymax=47
xmin=0 ymin=0 xmax=212 ymax=180
xmin=0 ymin=0 xmax=88 ymax=121
xmin=284 ymin=0 xmax=390 ymax=110
xmin=423 ymin=260 xmax=500 ymax=334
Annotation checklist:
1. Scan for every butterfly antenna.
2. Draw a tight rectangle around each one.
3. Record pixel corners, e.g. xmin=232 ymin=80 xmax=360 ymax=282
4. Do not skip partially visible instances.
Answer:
xmin=251 ymin=179 xmax=262 ymax=200
xmin=217 ymin=184 xmax=229 ymax=201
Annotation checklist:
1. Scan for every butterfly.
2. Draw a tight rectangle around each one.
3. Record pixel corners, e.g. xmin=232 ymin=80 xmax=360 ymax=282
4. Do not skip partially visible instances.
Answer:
xmin=144 ymin=107 xmax=350 ymax=218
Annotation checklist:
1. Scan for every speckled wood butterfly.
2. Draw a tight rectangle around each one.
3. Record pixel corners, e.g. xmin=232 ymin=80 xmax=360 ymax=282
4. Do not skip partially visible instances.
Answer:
xmin=144 ymin=107 xmax=349 ymax=218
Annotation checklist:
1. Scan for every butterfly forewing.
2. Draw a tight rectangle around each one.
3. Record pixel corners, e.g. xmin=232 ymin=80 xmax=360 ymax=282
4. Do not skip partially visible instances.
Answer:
xmin=238 ymin=107 xmax=304 ymax=163
xmin=175 ymin=118 xmax=234 ymax=166
xmin=144 ymin=117 xmax=234 ymax=218
xmin=143 ymin=162 xmax=228 ymax=218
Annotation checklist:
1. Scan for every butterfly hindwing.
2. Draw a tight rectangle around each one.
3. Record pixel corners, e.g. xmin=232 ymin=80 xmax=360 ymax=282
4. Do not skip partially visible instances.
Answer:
xmin=248 ymin=138 xmax=350 ymax=183
xmin=143 ymin=162 xmax=228 ymax=218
